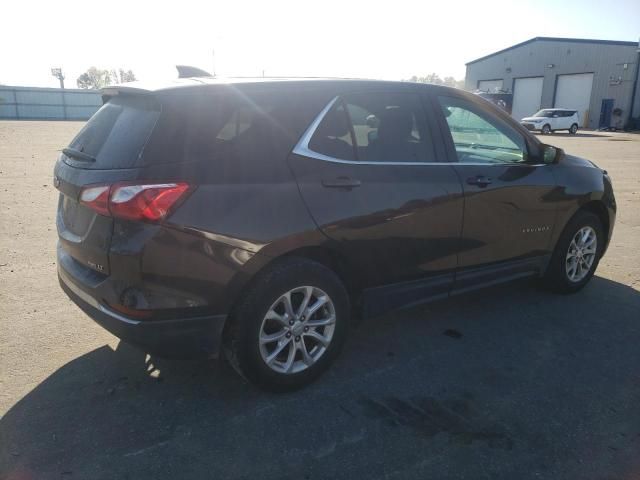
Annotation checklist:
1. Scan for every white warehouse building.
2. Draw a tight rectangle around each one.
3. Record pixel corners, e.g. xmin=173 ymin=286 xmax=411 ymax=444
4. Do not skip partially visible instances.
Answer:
xmin=465 ymin=37 xmax=640 ymax=130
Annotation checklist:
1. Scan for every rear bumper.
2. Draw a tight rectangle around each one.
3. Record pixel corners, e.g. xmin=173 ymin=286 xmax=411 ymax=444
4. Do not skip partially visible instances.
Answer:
xmin=58 ymin=263 xmax=227 ymax=359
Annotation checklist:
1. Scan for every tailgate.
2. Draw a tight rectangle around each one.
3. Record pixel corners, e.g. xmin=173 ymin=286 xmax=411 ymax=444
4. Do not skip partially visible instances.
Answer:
xmin=54 ymin=93 xmax=161 ymax=275
xmin=54 ymin=163 xmax=117 ymax=275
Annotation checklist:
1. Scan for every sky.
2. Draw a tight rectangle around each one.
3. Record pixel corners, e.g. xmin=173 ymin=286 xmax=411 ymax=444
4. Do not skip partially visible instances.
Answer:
xmin=1 ymin=0 xmax=639 ymax=88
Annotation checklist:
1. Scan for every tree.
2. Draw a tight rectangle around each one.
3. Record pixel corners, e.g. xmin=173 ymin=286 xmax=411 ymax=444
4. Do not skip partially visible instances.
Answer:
xmin=442 ymin=76 xmax=465 ymax=89
xmin=76 ymin=67 xmax=112 ymax=89
xmin=76 ymin=67 xmax=137 ymax=89
xmin=110 ymin=69 xmax=137 ymax=84
xmin=405 ymin=73 xmax=466 ymax=90
xmin=406 ymin=73 xmax=442 ymax=84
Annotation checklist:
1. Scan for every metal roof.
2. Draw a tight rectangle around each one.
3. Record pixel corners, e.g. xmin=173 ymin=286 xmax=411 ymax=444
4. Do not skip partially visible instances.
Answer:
xmin=466 ymin=37 xmax=639 ymax=65
xmin=101 ymin=77 xmax=456 ymax=96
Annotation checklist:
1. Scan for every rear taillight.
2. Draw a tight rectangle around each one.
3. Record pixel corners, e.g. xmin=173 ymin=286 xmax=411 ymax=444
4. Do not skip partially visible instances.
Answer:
xmin=79 ymin=182 xmax=192 ymax=222
xmin=79 ymin=185 xmax=110 ymax=216
xmin=109 ymin=183 xmax=191 ymax=221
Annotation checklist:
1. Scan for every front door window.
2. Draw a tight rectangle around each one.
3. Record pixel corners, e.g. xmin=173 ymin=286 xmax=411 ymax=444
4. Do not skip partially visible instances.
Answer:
xmin=438 ymin=96 xmax=528 ymax=164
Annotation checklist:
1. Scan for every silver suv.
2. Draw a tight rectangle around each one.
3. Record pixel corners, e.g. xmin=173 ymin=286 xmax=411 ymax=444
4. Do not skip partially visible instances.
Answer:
xmin=521 ymin=109 xmax=580 ymax=134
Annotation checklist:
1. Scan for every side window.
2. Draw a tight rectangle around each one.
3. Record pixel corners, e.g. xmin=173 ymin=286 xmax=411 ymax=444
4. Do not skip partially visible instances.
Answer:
xmin=344 ymin=92 xmax=434 ymax=162
xmin=438 ymin=96 xmax=528 ymax=164
xmin=164 ymin=92 xmax=284 ymax=161
xmin=308 ymin=101 xmax=356 ymax=161
xmin=307 ymin=92 xmax=435 ymax=163
xmin=216 ymin=107 xmax=253 ymax=141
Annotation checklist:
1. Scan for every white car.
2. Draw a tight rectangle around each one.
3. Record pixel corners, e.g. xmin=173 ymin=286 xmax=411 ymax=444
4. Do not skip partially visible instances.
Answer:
xmin=521 ymin=109 xmax=580 ymax=134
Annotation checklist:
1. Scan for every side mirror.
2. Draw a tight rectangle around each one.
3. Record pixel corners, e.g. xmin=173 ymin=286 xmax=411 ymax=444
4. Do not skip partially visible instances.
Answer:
xmin=542 ymin=144 xmax=559 ymax=164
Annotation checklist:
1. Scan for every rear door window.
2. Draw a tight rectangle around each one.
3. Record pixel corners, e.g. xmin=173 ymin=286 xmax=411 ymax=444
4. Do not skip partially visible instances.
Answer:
xmin=308 ymin=92 xmax=435 ymax=163
xmin=307 ymin=101 xmax=357 ymax=161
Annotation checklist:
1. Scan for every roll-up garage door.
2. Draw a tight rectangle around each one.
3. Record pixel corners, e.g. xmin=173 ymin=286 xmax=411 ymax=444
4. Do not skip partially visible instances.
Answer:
xmin=477 ymin=79 xmax=503 ymax=93
xmin=555 ymin=73 xmax=594 ymax=127
xmin=512 ymin=77 xmax=544 ymax=121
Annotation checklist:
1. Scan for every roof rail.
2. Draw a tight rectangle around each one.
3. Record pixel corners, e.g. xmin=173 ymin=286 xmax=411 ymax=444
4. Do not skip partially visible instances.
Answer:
xmin=176 ymin=65 xmax=212 ymax=78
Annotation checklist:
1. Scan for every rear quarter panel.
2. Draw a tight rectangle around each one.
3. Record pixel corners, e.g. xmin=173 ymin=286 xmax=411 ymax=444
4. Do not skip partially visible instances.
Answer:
xmin=134 ymin=87 xmax=337 ymax=314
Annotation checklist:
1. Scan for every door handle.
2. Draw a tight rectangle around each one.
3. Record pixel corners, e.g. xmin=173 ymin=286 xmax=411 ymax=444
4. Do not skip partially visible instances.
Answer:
xmin=466 ymin=175 xmax=492 ymax=187
xmin=322 ymin=176 xmax=361 ymax=189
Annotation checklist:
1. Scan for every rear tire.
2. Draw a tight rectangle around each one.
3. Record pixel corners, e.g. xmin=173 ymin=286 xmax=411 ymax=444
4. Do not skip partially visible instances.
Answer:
xmin=541 ymin=124 xmax=551 ymax=134
xmin=224 ymin=257 xmax=349 ymax=392
xmin=569 ymin=123 xmax=578 ymax=134
xmin=541 ymin=211 xmax=604 ymax=294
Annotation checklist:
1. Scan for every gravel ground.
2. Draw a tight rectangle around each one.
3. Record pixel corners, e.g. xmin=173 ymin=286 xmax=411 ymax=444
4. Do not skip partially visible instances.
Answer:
xmin=1 ymin=121 xmax=639 ymax=480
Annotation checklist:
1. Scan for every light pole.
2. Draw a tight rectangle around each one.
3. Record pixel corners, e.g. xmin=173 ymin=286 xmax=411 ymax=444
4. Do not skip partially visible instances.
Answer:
xmin=51 ymin=68 xmax=67 ymax=119
xmin=51 ymin=68 xmax=65 ymax=89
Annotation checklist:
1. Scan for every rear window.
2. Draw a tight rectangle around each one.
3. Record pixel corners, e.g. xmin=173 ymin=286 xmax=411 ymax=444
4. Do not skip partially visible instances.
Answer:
xmin=68 ymin=87 xmax=329 ymax=170
xmin=66 ymin=95 xmax=160 ymax=169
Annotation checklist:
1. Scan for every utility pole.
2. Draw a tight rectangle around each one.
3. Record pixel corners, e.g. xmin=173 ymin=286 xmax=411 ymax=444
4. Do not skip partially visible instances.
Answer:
xmin=51 ymin=68 xmax=67 ymax=119
xmin=51 ymin=67 xmax=65 ymax=89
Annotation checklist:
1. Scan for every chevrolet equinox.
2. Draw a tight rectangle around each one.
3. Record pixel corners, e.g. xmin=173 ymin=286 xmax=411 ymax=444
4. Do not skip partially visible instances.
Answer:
xmin=55 ymin=76 xmax=616 ymax=390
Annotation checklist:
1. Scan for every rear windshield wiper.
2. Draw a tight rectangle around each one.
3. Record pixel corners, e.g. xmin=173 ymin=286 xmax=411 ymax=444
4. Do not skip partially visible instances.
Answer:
xmin=63 ymin=147 xmax=96 ymax=162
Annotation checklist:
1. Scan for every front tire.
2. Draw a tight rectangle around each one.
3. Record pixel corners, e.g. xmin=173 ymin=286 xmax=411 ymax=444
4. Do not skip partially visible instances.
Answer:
xmin=541 ymin=124 xmax=551 ymax=134
xmin=224 ymin=257 xmax=349 ymax=391
xmin=569 ymin=123 xmax=578 ymax=134
xmin=541 ymin=211 xmax=604 ymax=294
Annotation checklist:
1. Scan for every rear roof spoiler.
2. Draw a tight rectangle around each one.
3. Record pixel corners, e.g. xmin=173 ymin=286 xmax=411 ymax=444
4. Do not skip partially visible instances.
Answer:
xmin=176 ymin=65 xmax=212 ymax=78
xmin=101 ymin=85 xmax=151 ymax=103
xmin=100 ymin=66 xmax=214 ymax=101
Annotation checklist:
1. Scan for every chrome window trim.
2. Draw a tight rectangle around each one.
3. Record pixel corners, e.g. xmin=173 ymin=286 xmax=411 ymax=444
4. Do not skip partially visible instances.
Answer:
xmin=292 ymin=96 xmax=345 ymax=163
xmin=292 ymin=96 xmax=544 ymax=167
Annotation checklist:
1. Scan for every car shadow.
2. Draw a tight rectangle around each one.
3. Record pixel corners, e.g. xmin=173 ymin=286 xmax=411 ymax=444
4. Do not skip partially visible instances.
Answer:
xmin=2 ymin=276 xmax=640 ymax=479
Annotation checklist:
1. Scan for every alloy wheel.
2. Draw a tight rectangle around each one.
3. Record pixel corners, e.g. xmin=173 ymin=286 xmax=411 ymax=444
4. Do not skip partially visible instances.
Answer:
xmin=259 ymin=286 xmax=336 ymax=374
xmin=565 ymin=226 xmax=597 ymax=282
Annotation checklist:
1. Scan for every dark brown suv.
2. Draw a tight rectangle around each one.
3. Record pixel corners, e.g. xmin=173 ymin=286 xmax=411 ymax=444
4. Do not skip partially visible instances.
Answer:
xmin=55 ymin=76 xmax=616 ymax=390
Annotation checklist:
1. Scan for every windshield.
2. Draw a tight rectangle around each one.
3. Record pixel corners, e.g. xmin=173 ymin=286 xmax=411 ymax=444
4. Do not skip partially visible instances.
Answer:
xmin=533 ymin=109 xmax=555 ymax=118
